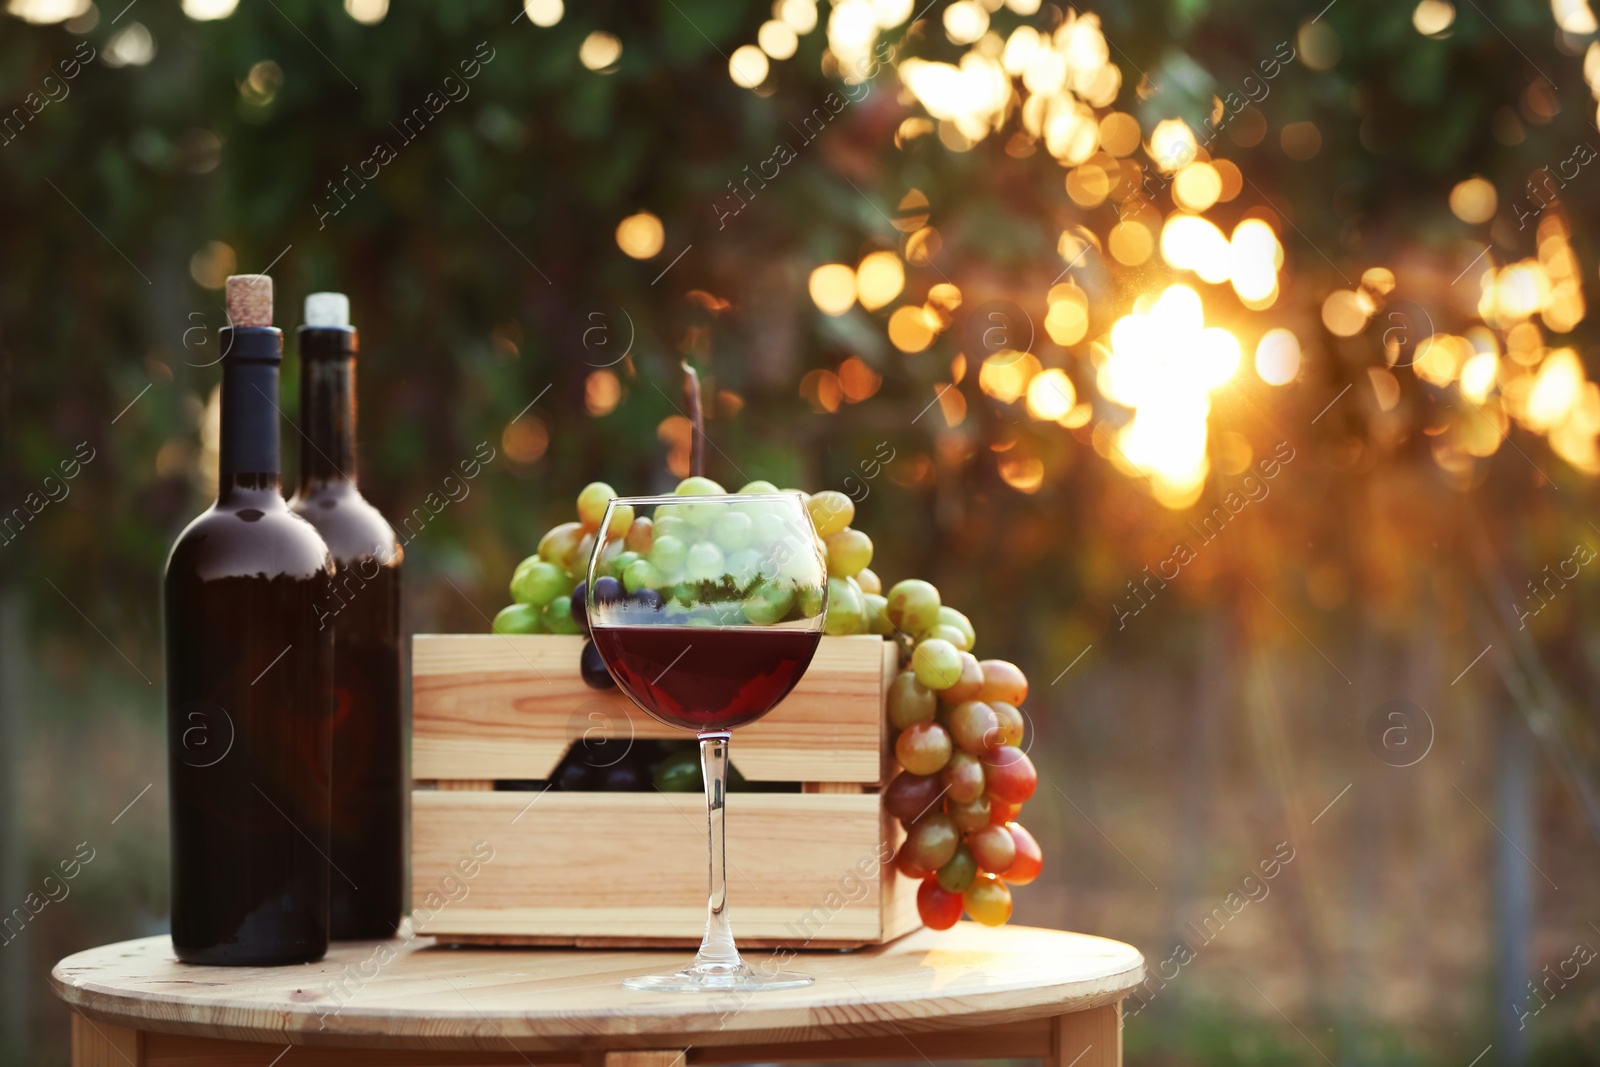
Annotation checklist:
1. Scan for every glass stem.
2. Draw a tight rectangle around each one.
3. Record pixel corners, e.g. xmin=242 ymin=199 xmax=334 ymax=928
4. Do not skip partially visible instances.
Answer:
xmin=694 ymin=732 xmax=743 ymax=974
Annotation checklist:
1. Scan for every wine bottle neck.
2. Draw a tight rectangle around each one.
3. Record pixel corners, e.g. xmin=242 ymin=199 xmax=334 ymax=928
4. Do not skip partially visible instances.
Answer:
xmin=297 ymin=327 xmax=359 ymax=492
xmin=218 ymin=327 xmax=283 ymax=490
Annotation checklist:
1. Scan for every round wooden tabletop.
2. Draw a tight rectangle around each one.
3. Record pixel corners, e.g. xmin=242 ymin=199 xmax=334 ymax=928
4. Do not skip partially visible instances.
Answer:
xmin=53 ymin=924 xmax=1144 ymax=1053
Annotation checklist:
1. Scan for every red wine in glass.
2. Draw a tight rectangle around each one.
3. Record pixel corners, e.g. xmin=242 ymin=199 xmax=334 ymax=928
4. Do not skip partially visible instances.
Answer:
xmin=589 ymin=626 xmax=819 ymax=732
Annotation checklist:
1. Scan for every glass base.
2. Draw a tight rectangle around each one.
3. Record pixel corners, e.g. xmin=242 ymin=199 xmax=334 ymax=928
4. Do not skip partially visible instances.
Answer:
xmin=623 ymin=961 xmax=813 ymax=993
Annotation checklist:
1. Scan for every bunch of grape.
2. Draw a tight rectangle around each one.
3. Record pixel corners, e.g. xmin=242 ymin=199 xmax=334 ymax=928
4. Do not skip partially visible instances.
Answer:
xmin=494 ymin=478 xmax=1043 ymax=929
xmin=799 ymin=489 xmax=1042 ymax=930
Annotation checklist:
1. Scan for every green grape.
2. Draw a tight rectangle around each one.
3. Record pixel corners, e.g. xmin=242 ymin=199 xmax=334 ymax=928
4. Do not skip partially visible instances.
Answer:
xmin=936 ymin=845 xmax=978 ymax=894
xmin=738 ymin=479 xmax=780 ymax=494
xmin=608 ymin=549 xmax=640 ymax=578
xmin=863 ymin=593 xmax=893 ymax=635
xmin=742 ymin=582 xmax=795 ymax=625
xmin=686 ymin=541 xmax=726 ymax=581
xmin=649 ymin=534 xmax=688 ymax=574
xmin=538 ymin=521 xmax=587 ymax=572
xmin=887 ymin=670 xmax=937 ymax=730
xmin=511 ymin=559 xmax=569 ymax=607
xmin=912 ymin=638 xmax=963 ymax=690
xmin=711 ymin=511 xmax=754 ymax=551
xmin=806 ymin=490 xmax=854 ymax=537
xmin=544 ymin=596 xmax=581 ymax=635
xmin=751 ymin=512 xmax=790 ymax=547
xmin=652 ymin=515 xmax=691 ymax=543
xmin=856 ymin=567 xmax=882 ymax=595
xmin=949 ymin=793 xmax=992 ymax=833
xmin=895 ymin=721 xmax=953 ymax=776
xmin=576 ymin=482 xmax=616 ymax=530
xmin=777 ymin=539 xmax=822 ymax=582
xmin=726 ymin=548 xmax=760 ymax=588
xmin=901 ymin=812 xmax=960 ymax=871
xmin=937 ymin=606 xmax=975 ymax=648
xmin=492 ymin=603 xmax=543 ymax=634
xmin=510 ymin=554 xmax=537 ymax=589
xmin=796 ymin=581 xmax=825 ymax=620
xmin=623 ymin=558 xmax=665 ymax=593
xmin=947 ymin=700 xmax=1000 ymax=756
xmin=824 ymin=528 xmax=873 ymax=578
xmin=887 ymin=579 xmax=942 ymax=633
xmin=624 ymin=516 xmax=654 ymax=552
xmin=824 ymin=576 xmax=865 ymax=635
xmin=653 ymin=749 xmax=701 ymax=792
xmin=928 ymin=624 xmax=970 ymax=650
xmin=593 ymin=538 xmax=624 ymax=578
xmin=674 ymin=476 xmax=726 ymax=495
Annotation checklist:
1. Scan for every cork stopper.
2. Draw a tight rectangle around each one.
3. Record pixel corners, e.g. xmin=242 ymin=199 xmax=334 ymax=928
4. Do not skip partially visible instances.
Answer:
xmin=304 ymin=292 xmax=350 ymax=329
xmin=225 ymin=274 xmax=273 ymax=328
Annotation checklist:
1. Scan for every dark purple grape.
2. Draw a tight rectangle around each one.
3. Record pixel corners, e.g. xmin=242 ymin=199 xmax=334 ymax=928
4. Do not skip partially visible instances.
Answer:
xmin=553 ymin=759 xmax=594 ymax=791
xmin=592 ymin=575 xmax=624 ymax=604
xmin=600 ymin=761 xmax=650 ymax=791
xmin=631 ymin=587 xmax=664 ymax=611
xmin=580 ymin=639 xmax=615 ymax=689
xmin=570 ymin=580 xmax=589 ymax=635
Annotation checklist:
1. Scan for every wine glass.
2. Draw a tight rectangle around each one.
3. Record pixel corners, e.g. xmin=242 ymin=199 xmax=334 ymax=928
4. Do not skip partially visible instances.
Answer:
xmin=586 ymin=492 xmax=827 ymax=992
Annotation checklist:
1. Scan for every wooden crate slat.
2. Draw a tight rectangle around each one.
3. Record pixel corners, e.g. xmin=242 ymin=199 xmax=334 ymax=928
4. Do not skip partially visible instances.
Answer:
xmin=412 ymin=791 xmax=891 ymax=946
xmin=412 ymin=634 xmax=891 ymax=783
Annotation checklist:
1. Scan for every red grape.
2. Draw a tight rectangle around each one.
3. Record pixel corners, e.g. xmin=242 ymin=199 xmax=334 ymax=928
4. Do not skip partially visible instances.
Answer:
xmin=902 ymin=812 xmax=960 ymax=871
xmin=940 ymin=750 xmax=987 ymax=804
xmin=936 ymin=844 xmax=977 ymax=894
xmin=917 ymin=877 xmax=963 ymax=930
xmin=977 ymin=659 xmax=1028 ymax=705
xmin=1004 ymin=823 xmax=1043 ymax=885
xmin=949 ymin=793 xmax=992 ymax=833
xmin=947 ymin=700 xmax=1000 ymax=756
xmin=885 ymin=771 xmax=944 ymax=823
xmin=896 ymin=721 xmax=953 ymax=776
xmin=895 ymin=848 xmax=932 ymax=881
xmin=963 ymin=874 xmax=1013 ymax=926
xmin=983 ymin=745 xmax=1037 ymax=804
xmin=940 ymin=652 xmax=985 ymax=703
xmin=968 ymin=824 xmax=1018 ymax=874
xmin=987 ymin=794 xmax=1021 ymax=826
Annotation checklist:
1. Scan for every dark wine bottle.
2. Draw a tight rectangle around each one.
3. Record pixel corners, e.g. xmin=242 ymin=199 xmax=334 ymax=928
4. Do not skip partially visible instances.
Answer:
xmin=290 ymin=292 xmax=405 ymax=941
xmin=164 ymin=274 xmax=335 ymax=966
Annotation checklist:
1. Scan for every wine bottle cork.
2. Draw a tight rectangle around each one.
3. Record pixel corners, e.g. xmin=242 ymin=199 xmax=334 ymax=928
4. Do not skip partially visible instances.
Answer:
xmin=225 ymin=274 xmax=273 ymax=328
xmin=303 ymin=292 xmax=350 ymax=328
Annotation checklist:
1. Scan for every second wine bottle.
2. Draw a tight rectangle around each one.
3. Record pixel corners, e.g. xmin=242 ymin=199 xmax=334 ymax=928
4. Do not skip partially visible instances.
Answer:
xmin=290 ymin=292 xmax=405 ymax=940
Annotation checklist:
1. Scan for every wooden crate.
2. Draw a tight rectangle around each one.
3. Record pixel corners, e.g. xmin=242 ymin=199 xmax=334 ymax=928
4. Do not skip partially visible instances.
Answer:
xmin=410 ymin=633 xmax=921 ymax=950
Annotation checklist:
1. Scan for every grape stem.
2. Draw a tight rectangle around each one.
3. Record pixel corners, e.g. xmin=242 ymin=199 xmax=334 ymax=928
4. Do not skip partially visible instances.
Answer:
xmin=681 ymin=360 xmax=705 ymax=478
xmin=694 ymin=731 xmax=746 ymax=976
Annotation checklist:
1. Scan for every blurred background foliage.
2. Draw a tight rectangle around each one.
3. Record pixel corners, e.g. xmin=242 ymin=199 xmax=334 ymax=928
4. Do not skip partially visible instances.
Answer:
xmin=4 ymin=0 xmax=1600 ymax=1063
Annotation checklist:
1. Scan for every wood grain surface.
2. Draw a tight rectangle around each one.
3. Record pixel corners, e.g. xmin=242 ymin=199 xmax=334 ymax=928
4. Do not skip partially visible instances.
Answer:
xmin=411 ymin=791 xmax=898 ymax=945
xmin=53 ymin=925 xmax=1145 ymax=1053
xmin=411 ymin=635 xmax=894 ymax=784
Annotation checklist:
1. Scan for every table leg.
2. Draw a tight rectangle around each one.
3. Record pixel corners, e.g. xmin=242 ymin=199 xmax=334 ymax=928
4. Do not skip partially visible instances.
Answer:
xmin=72 ymin=1012 xmax=143 ymax=1067
xmin=1050 ymin=1002 xmax=1122 ymax=1067
xmin=584 ymin=1051 xmax=687 ymax=1067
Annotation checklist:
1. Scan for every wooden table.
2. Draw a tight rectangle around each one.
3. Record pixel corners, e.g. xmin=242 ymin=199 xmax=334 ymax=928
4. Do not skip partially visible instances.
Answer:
xmin=53 ymin=924 xmax=1144 ymax=1067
